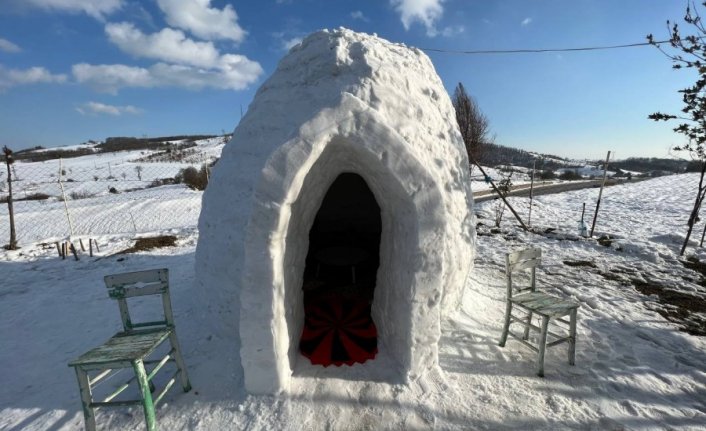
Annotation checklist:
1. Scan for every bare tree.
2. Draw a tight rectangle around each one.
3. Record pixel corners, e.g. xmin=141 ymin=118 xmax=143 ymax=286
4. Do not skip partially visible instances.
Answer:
xmin=453 ymin=82 xmax=528 ymax=231
xmin=648 ymin=1 xmax=706 ymax=255
xmin=135 ymin=165 xmax=143 ymax=181
xmin=452 ymin=82 xmax=493 ymax=170
xmin=3 ymin=146 xmax=17 ymax=250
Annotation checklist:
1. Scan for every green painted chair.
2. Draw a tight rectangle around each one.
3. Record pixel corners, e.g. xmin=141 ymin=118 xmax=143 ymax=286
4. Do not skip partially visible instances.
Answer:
xmin=68 ymin=268 xmax=191 ymax=431
xmin=498 ymin=248 xmax=579 ymax=377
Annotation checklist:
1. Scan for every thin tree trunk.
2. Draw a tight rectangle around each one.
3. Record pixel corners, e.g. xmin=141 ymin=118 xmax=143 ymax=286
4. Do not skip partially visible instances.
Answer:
xmin=590 ymin=151 xmax=611 ymax=237
xmin=680 ymin=161 xmax=706 ymax=255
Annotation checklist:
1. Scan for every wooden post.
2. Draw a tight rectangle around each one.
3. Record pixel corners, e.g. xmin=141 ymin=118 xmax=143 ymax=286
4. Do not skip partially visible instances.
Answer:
xmin=589 ymin=151 xmax=611 ymax=238
xmin=3 ymin=146 xmax=17 ymax=250
xmin=61 ymin=242 xmax=67 ymax=259
xmin=473 ymin=161 xmax=528 ymax=231
xmin=69 ymin=242 xmax=79 ymax=261
xmin=89 ymin=238 xmax=93 ymax=257
xmin=93 ymin=239 xmax=100 ymax=253
xmin=79 ymin=238 xmax=85 ymax=252
xmin=528 ymin=160 xmax=536 ymax=227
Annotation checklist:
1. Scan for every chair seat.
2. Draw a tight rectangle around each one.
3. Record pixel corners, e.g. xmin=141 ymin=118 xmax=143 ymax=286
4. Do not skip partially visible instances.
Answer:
xmin=511 ymin=292 xmax=579 ymax=318
xmin=69 ymin=328 xmax=172 ymax=368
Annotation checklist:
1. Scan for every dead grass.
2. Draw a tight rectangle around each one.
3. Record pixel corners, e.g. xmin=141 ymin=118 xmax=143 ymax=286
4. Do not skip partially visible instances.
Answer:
xmin=117 ymin=235 xmax=177 ymax=254
xmin=631 ymin=278 xmax=706 ymax=336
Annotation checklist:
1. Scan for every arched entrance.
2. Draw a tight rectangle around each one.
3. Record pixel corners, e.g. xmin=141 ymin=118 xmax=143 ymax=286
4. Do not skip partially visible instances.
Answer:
xmin=299 ymin=173 xmax=382 ymax=366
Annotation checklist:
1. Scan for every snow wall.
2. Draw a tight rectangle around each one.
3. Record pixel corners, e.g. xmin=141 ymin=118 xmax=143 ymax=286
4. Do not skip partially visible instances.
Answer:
xmin=196 ymin=28 xmax=476 ymax=394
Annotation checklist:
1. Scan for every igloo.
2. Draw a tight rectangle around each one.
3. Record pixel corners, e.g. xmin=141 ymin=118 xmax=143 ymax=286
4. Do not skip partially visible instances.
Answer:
xmin=195 ymin=28 xmax=476 ymax=394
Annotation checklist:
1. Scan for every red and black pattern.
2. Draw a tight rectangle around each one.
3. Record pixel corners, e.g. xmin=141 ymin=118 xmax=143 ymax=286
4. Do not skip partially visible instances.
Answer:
xmin=299 ymin=296 xmax=378 ymax=366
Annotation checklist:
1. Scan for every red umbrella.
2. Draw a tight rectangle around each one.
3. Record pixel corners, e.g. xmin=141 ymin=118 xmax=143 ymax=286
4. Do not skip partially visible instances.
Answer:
xmin=299 ymin=296 xmax=377 ymax=366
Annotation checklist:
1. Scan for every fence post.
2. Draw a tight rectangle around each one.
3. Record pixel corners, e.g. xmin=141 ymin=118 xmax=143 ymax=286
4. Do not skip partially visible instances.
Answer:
xmin=2 ymin=146 xmax=17 ymax=249
xmin=528 ymin=160 xmax=536 ymax=227
xmin=58 ymin=158 xmax=75 ymax=236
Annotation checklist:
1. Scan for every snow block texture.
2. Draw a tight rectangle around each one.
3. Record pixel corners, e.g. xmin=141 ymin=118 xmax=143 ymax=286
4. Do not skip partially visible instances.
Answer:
xmin=196 ymin=28 xmax=476 ymax=394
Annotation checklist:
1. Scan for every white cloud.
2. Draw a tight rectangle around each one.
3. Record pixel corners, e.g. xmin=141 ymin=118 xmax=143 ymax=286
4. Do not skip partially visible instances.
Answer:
xmin=441 ymin=25 xmax=464 ymax=37
xmin=282 ymin=37 xmax=302 ymax=51
xmin=72 ymin=59 xmax=263 ymax=94
xmin=521 ymin=17 xmax=533 ymax=26
xmin=0 ymin=65 xmax=67 ymax=91
xmin=0 ymin=38 xmax=21 ymax=53
xmin=105 ymin=22 xmax=220 ymax=68
xmin=25 ymin=0 xmax=123 ymax=20
xmin=272 ymin=31 xmax=304 ymax=52
xmin=99 ymin=22 xmax=263 ymax=93
xmin=77 ymin=101 xmax=142 ymax=116
xmin=390 ymin=0 xmax=444 ymax=37
xmin=351 ymin=11 xmax=370 ymax=22
xmin=156 ymin=0 xmax=246 ymax=42
xmin=72 ymin=63 xmax=151 ymax=94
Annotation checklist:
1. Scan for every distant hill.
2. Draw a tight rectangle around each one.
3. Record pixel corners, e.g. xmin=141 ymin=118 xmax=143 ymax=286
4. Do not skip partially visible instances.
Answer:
xmin=10 ymin=136 xmax=691 ymax=176
xmin=609 ymin=157 xmax=688 ymax=174
xmin=11 ymin=135 xmax=223 ymax=163
xmin=478 ymin=143 xmax=689 ymax=174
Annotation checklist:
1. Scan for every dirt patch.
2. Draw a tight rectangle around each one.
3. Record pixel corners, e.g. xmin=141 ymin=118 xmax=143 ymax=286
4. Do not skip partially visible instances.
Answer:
xmin=598 ymin=270 xmax=629 ymax=284
xmin=597 ymin=235 xmax=613 ymax=247
xmin=563 ymin=260 xmax=597 ymax=268
xmin=631 ymin=278 xmax=706 ymax=336
xmin=679 ymin=256 xmax=706 ymax=288
xmin=681 ymin=256 xmax=706 ymax=277
xmin=117 ymin=235 xmax=178 ymax=254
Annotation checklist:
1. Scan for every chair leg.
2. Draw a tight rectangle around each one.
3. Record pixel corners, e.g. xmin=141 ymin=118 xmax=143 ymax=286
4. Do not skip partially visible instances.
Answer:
xmin=74 ymin=367 xmax=97 ymax=431
xmin=523 ymin=311 xmax=533 ymax=340
xmin=568 ymin=308 xmax=577 ymax=366
xmin=499 ymin=302 xmax=513 ymax=347
xmin=537 ymin=316 xmax=550 ymax=377
xmin=169 ymin=332 xmax=192 ymax=392
xmin=133 ymin=360 xmax=157 ymax=431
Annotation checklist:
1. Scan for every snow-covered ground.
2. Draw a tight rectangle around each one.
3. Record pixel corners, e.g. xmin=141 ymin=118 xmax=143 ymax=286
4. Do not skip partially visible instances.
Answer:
xmin=1 ymin=174 xmax=705 ymax=430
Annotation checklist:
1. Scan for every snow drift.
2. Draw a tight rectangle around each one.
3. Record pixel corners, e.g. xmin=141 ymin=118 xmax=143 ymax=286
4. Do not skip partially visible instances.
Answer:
xmin=196 ymin=28 xmax=475 ymax=394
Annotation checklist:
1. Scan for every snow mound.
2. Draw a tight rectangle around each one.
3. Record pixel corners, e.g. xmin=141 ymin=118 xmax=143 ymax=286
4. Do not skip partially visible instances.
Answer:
xmin=196 ymin=28 xmax=475 ymax=394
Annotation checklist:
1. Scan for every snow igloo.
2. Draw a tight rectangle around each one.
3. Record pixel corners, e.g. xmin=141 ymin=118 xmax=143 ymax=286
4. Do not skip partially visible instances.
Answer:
xmin=196 ymin=28 xmax=476 ymax=394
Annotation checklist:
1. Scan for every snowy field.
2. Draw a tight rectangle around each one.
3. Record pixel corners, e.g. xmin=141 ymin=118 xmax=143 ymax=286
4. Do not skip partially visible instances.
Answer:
xmin=1 ymin=174 xmax=705 ymax=430
xmin=0 ymin=138 xmax=225 ymax=244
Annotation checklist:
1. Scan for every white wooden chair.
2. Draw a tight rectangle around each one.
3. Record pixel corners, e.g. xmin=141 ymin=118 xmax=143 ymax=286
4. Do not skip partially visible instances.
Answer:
xmin=68 ymin=268 xmax=191 ymax=431
xmin=498 ymin=248 xmax=579 ymax=376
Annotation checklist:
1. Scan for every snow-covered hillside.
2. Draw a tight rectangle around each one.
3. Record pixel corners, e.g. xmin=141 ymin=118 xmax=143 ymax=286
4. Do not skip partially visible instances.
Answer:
xmin=0 ymin=174 xmax=704 ymax=430
xmin=0 ymin=137 xmax=226 ymax=244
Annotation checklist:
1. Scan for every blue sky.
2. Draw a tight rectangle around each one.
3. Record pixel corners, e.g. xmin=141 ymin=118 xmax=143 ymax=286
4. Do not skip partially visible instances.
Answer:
xmin=0 ymin=0 xmax=695 ymax=159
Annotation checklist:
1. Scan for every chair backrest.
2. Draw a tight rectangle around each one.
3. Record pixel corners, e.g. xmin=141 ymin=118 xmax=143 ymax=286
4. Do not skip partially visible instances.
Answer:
xmin=104 ymin=268 xmax=173 ymax=332
xmin=505 ymin=248 xmax=541 ymax=299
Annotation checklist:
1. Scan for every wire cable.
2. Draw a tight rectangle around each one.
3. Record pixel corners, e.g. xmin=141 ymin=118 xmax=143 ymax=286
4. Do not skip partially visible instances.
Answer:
xmin=419 ymin=39 xmax=673 ymax=55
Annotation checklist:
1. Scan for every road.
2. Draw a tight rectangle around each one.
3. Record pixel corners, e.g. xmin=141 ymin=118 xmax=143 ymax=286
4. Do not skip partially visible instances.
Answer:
xmin=473 ymin=178 xmax=632 ymax=203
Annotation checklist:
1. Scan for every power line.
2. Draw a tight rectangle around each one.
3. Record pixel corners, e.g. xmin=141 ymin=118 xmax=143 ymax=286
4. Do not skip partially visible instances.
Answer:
xmin=419 ymin=39 xmax=673 ymax=55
